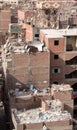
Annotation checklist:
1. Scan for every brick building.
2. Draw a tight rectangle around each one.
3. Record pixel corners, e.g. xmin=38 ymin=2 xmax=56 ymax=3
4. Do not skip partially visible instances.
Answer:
xmin=2 ymin=38 xmax=50 ymax=89
xmin=40 ymin=28 xmax=77 ymax=91
xmin=11 ymin=84 xmax=73 ymax=130
xmin=7 ymin=51 xmax=49 ymax=89
xmin=0 ymin=5 xmax=11 ymax=33
xmin=2 ymin=28 xmax=77 ymax=93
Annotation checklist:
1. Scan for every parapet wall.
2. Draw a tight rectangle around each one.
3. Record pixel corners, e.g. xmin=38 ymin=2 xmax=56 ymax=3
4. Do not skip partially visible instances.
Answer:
xmin=12 ymin=111 xmax=72 ymax=130
xmin=51 ymin=84 xmax=73 ymax=116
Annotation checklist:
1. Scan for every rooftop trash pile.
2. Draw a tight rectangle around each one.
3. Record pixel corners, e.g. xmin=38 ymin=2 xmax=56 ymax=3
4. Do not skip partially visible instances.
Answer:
xmin=51 ymin=84 xmax=72 ymax=92
xmin=12 ymin=104 xmax=71 ymax=124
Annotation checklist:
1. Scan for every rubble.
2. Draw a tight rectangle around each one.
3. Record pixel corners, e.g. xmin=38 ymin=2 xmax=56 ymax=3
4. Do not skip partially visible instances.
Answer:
xmin=10 ymin=85 xmax=73 ymax=129
xmin=51 ymin=84 xmax=72 ymax=92
xmin=9 ymin=87 xmax=49 ymax=97
xmin=12 ymin=107 xmax=72 ymax=124
xmin=9 ymin=88 xmax=32 ymax=97
xmin=3 ymin=37 xmax=45 ymax=55
xmin=45 ymin=99 xmax=62 ymax=112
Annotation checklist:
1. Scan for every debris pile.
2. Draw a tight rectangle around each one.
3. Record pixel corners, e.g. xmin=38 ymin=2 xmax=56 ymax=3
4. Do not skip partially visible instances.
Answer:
xmin=12 ymin=107 xmax=71 ymax=124
xmin=45 ymin=99 xmax=62 ymax=112
xmin=9 ymin=87 xmax=49 ymax=97
xmin=3 ymin=38 xmax=45 ymax=55
xmin=51 ymin=84 xmax=72 ymax=92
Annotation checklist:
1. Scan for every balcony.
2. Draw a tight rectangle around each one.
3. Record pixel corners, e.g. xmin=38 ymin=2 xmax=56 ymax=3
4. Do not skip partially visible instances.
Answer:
xmin=66 ymin=36 xmax=77 ymax=51
xmin=66 ymin=44 xmax=77 ymax=51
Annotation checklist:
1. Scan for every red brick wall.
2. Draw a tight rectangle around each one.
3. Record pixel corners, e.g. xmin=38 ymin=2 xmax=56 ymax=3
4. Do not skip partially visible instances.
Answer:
xmin=40 ymin=32 xmax=65 ymax=52
xmin=53 ymin=90 xmax=73 ymax=101
xmin=40 ymin=31 xmax=65 ymax=84
xmin=12 ymin=54 xmax=29 ymax=67
xmin=22 ymin=23 xmax=33 ymax=41
xmin=0 ymin=10 xmax=11 ymax=32
xmin=26 ymin=122 xmax=43 ymax=129
xmin=48 ymin=38 xmax=65 ymax=52
xmin=12 ymin=52 xmax=48 ymax=67
xmin=50 ymin=66 xmax=65 ymax=83
xmin=18 ymin=10 xmax=25 ymax=20
xmin=65 ymin=53 xmax=77 ymax=60
xmin=50 ymin=52 xmax=65 ymax=66
xmin=50 ymin=52 xmax=65 ymax=83
xmin=18 ymin=10 xmax=33 ymax=41
xmin=7 ymin=52 xmax=49 ymax=89
xmin=10 ymin=95 xmax=41 ymax=110
xmin=45 ymin=120 xmax=72 ymax=127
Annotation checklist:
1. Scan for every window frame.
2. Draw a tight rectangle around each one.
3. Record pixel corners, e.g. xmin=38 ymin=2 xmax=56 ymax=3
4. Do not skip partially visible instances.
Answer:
xmin=54 ymin=54 xmax=59 ymax=59
xmin=54 ymin=40 xmax=59 ymax=46
xmin=52 ymin=68 xmax=61 ymax=74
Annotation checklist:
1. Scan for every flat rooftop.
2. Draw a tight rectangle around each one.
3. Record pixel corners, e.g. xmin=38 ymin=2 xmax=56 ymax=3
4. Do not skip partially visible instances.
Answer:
xmin=40 ymin=29 xmax=77 ymax=38
xmin=40 ymin=29 xmax=63 ymax=38
xmin=12 ymin=107 xmax=71 ymax=124
xmin=3 ymin=37 xmax=47 ymax=55
xmin=9 ymin=87 xmax=50 ymax=97
xmin=9 ymin=84 xmax=72 ymax=97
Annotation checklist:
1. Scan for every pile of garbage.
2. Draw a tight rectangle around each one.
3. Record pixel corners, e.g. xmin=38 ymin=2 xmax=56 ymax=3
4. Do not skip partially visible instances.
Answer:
xmin=9 ymin=84 xmax=50 ymax=97
xmin=51 ymin=84 xmax=72 ymax=92
xmin=12 ymin=107 xmax=71 ymax=124
xmin=3 ymin=37 xmax=44 ymax=56
xmin=46 ymin=99 xmax=63 ymax=112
